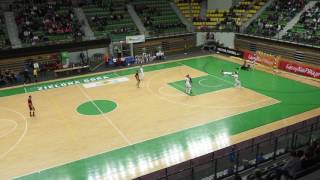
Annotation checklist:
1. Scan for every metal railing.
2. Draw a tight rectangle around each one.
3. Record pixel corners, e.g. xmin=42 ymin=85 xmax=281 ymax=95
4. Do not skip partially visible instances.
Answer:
xmin=135 ymin=116 xmax=320 ymax=180
xmin=237 ymin=32 xmax=320 ymax=49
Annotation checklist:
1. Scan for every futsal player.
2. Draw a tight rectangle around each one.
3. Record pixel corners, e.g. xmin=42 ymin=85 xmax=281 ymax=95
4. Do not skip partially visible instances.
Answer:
xmin=231 ymin=72 xmax=241 ymax=87
xmin=221 ymin=70 xmax=233 ymax=76
xmin=135 ymin=70 xmax=141 ymax=88
xmin=221 ymin=70 xmax=241 ymax=87
xmin=28 ymin=95 xmax=35 ymax=117
xmin=185 ymin=74 xmax=192 ymax=95
xmin=138 ymin=65 xmax=144 ymax=81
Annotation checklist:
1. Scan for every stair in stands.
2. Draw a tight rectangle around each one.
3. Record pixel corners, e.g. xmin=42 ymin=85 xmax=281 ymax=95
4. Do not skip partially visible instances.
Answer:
xmin=276 ymin=1 xmax=318 ymax=39
xmin=4 ymin=11 xmax=21 ymax=48
xmin=169 ymin=2 xmax=194 ymax=33
xmin=199 ymin=0 xmax=207 ymax=19
xmin=241 ymin=0 xmax=275 ymax=32
xmin=127 ymin=4 xmax=149 ymax=37
xmin=74 ymin=7 xmax=95 ymax=40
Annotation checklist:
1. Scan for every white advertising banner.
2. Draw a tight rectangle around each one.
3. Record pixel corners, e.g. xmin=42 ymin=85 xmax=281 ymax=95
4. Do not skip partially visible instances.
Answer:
xmin=126 ymin=35 xmax=145 ymax=44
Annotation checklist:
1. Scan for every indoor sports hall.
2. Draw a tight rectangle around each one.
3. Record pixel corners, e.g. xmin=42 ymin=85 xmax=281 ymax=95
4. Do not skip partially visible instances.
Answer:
xmin=0 ymin=0 xmax=320 ymax=179
xmin=1 ymin=54 xmax=319 ymax=180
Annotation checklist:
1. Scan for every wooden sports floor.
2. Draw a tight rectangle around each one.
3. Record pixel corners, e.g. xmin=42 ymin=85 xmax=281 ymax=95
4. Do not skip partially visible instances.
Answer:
xmin=0 ymin=55 xmax=319 ymax=180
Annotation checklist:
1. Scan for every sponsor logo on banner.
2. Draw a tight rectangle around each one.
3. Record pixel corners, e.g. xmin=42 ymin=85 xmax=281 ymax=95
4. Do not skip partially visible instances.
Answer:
xmin=278 ymin=60 xmax=320 ymax=79
xmin=126 ymin=35 xmax=145 ymax=44
xmin=83 ymin=77 xmax=129 ymax=88
xmin=243 ymin=50 xmax=278 ymax=67
xmin=32 ymin=74 xmax=111 ymax=92
xmin=216 ymin=46 xmax=243 ymax=58
xmin=243 ymin=51 xmax=257 ymax=62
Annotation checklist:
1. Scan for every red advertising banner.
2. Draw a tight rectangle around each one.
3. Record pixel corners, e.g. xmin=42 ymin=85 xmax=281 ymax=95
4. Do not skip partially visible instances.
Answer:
xmin=243 ymin=51 xmax=277 ymax=68
xmin=243 ymin=51 xmax=257 ymax=62
xmin=278 ymin=60 xmax=320 ymax=79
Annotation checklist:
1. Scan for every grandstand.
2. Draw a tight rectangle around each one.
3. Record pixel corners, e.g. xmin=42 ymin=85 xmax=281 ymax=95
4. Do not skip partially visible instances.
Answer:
xmin=82 ymin=0 xmax=139 ymax=42
xmin=0 ymin=0 xmax=319 ymax=180
xmin=282 ymin=2 xmax=320 ymax=46
xmin=174 ymin=0 xmax=201 ymax=20
xmin=0 ymin=12 xmax=9 ymax=49
xmin=133 ymin=0 xmax=188 ymax=36
xmin=12 ymin=1 xmax=83 ymax=47
xmin=192 ymin=0 xmax=267 ymax=31
xmin=245 ymin=0 xmax=306 ymax=37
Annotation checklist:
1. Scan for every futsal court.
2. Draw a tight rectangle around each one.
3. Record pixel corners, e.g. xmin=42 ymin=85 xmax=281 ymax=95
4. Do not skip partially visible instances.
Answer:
xmin=0 ymin=55 xmax=319 ymax=180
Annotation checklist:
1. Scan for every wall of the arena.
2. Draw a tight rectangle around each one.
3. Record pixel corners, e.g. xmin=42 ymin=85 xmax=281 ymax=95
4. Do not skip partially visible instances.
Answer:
xmin=235 ymin=34 xmax=320 ymax=66
xmin=68 ymin=47 xmax=108 ymax=63
xmin=196 ymin=32 xmax=207 ymax=47
xmin=133 ymin=34 xmax=196 ymax=55
xmin=196 ymin=32 xmax=235 ymax=48
xmin=208 ymin=0 xmax=233 ymax=10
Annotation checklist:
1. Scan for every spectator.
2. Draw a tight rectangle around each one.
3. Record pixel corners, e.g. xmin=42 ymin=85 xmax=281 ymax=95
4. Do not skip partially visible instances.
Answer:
xmin=276 ymin=151 xmax=301 ymax=179
xmin=246 ymin=0 xmax=306 ymax=37
xmin=233 ymin=174 xmax=242 ymax=180
xmin=23 ymin=68 xmax=31 ymax=83
xmin=13 ymin=1 xmax=83 ymax=46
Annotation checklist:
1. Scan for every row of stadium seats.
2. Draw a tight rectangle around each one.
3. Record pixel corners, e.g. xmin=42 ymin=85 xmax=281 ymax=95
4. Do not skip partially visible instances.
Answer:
xmin=133 ymin=0 xmax=188 ymax=36
xmin=282 ymin=2 xmax=320 ymax=46
xmin=0 ymin=53 xmax=58 ymax=86
xmin=0 ymin=0 xmax=189 ymax=48
xmin=174 ymin=0 xmax=201 ymax=19
xmin=245 ymin=0 xmax=306 ymax=37
xmin=192 ymin=0 xmax=267 ymax=31
xmin=12 ymin=0 xmax=84 ymax=47
xmin=82 ymin=0 xmax=139 ymax=42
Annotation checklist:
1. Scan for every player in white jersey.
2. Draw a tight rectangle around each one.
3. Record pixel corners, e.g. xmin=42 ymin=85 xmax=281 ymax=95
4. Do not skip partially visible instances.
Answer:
xmin=222 ymin=71 xmax=233 ymax=76
xmin=221 ymin=70 xmax=241 ymax=87
xmin=231 ymin=72 xmax=241 ymax=87
xmin=138 ymin=65 xmax=144 ymax=80
xmin=185 ymin=74 xmax=192 ymax=95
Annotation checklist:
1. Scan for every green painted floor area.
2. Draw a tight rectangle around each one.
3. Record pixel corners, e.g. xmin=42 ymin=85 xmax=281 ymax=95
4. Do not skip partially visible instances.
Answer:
xmin=77 ymin=100 xmax=117 ymax=115
xmin=9 ymin=56 xmax=320 ymax=180
xmin=169 ymin=75 xmax=233 ymax=96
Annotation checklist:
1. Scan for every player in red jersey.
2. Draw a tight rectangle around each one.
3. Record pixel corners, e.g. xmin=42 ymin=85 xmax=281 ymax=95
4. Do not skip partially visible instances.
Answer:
xmin=135 ymin=70 xmax=141 ymax=88
xmin=28 ymin=95 xmax=35 ymax=117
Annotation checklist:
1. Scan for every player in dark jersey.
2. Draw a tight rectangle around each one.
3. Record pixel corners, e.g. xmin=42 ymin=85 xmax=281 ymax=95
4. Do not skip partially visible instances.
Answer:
xmin=135 ymin=70 xmax=141 ymax=88
xmin=28 ymin=95 xmax=35 ymax=117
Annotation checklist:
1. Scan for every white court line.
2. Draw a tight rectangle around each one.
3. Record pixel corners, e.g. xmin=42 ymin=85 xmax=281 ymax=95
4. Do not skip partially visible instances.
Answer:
xmin=0 ymin=119 xmax=18 ymax=138
xmin=146 ymin=66 xmax=278 ymax=109
xmin=0 ymin=86 xmax=28 ymax=159
xmin=10 ymin=58 xmax=279 ymax=179
xmin=23 ymin=85 xmax=27 ymax=94
xmin=74 ymin=73 xmax=122 ymax=118
xmin=0 ymin=108 xmax=28 ymax=159
xmin=176 ymin=62 xmax=235 ymax=86
xmin=158 ymin=86 xmax=186 ymax=97
xmin=175 ymin=62 xmax=282 ymax=105
xmin=198 ymin=78 xmax=223 ymax=88
xmin=76 ymin=84 xmax=132 ymax=145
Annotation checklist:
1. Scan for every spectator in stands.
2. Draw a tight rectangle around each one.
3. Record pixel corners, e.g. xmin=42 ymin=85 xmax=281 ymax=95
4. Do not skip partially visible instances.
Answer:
xmin=23 ymin=68 xmax=31 ymax=83
xmin=233 ymin=174 xmax=242 ymax=180
xmin=256 ymin=152 xmax=265 ymax=164
xmin=247 ymin=170 xmax=263 ymax=180
xmin=10 ymin=70 xmax=17 ymax=83
xmin=33 ymin=68 xmax=39 ymax=83
xmin=300 ymin=149 xmax=314 ymax=169
xmin=0 ymin=71 xmax=6 ymax=86
xmin=14 ymin=1 xmax=83 ymax=45
xmin=229 ymin=147 xmax=236 ymax=163
xmin=276 ymin=151 xmax=301 ymax=179
xmin=0 ymin=69 xmax=17 ymax=84
xmin=254 ymin=170 xmax=264 ymax=180
xmin=283 ymin=2 xmax=320 ymax=45
xmin=246 ymin=0 xmax=306 ymax=37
